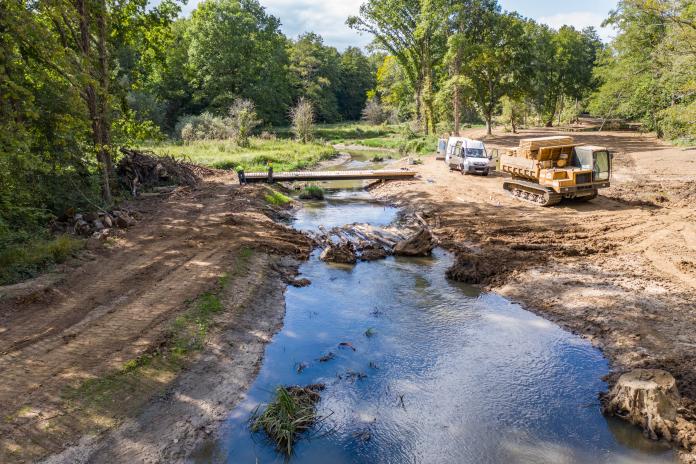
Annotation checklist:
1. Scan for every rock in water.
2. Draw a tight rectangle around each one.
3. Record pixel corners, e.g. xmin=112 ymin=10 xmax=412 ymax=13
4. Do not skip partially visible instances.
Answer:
xmin=603 ymin=369 xmax=680 ymax=441
xmin=393 ymin=228 xmax=435 ymax=257
xmin=360 ymin=245 xmax=388 ymax=261
xmin=320 ymin=242 xmax=357 ymax=264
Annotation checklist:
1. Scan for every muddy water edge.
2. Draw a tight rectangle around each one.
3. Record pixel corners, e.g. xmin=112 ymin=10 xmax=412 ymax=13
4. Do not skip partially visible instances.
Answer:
xmin=193 ymin=152 xmax=678 ymax=463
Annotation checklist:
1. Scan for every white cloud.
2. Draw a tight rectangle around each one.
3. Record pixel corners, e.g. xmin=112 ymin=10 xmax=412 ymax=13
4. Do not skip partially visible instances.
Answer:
xmin=538 ymin=11 xmax=616 ymax=41
xmin=263 ymin=0 xmax=373 ymax=50
xmin=181 ymin=0 xmax=373 ymax=50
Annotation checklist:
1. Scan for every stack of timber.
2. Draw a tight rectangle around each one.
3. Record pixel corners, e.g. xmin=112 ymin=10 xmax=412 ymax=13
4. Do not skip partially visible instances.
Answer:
xmin=516 ymin=136 xmax=575 ymax=159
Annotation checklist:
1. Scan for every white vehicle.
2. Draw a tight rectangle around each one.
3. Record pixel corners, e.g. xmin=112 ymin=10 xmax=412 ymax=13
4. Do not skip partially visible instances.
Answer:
xmin=443 ymin=137 xmax=492 ymax=176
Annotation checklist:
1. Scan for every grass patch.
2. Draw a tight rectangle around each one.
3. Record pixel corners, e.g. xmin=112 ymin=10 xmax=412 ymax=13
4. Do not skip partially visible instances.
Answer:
xmin=250 ymin=384 xmax=325 ymax=455
xmin=146 ymin=138 xmax=337 ymax=173
xmin=0 ymin=235 xmax=83 ymax=285
xmin=265 ymin=190 xmax=292 ymax=206
xmin=298 ymin=185 xmax=324 ymax=200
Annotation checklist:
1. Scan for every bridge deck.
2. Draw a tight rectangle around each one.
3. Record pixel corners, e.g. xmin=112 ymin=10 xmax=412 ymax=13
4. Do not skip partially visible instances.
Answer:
xmin=241 ymin=169 xmax=416 ymax=183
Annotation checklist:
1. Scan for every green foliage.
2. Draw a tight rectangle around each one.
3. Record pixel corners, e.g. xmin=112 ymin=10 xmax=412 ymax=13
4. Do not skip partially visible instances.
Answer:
xmin=337 ymin=47 xmax=377 ymax=120
xmin=0 ymin=236 xmax=84 ymax=285
xmin=187 ymin=0 xmax=292 ymax=125
xmin=298 ymin=186 xmax=325 ymax=200
xmin=589 ymin=0 xmax=695 ymax=141
xmin=265 ymin=190 xmax=292 ymax=206
xmin=289 ymin=33 xmax=342 ymax=122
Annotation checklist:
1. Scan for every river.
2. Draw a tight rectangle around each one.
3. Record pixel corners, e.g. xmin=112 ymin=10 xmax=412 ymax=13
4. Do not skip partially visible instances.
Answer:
xmin=194 ymin=151 xmax=677 ymax=463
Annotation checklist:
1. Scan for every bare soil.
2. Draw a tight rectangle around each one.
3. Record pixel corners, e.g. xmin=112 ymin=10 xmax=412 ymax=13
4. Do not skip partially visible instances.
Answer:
xmin=371 ymin=127 xmax=696 ymax=458
xmin=0 ymin=174 xmax=311 ymax=463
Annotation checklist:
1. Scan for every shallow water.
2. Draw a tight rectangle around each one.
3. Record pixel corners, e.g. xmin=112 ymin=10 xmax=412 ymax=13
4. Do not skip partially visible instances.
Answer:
xmin=199 ymin=191 xmax=676 ymax=463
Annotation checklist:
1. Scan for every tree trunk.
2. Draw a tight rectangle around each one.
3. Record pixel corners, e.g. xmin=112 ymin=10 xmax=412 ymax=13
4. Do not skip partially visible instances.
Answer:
xmin=452 ymin=49 xmax=461 ymax=136
xmin=485 ymin=113 xmax=492 ymax=135
xmin=96 ymin=0 xmax=112 ymax=204
xmin=77 ymin=0 xmax=112 ymax=204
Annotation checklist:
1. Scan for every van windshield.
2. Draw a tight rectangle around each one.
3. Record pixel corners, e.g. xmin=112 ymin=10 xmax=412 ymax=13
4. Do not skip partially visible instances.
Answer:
xmin=464 ymin=148 xmax=486 ymax=158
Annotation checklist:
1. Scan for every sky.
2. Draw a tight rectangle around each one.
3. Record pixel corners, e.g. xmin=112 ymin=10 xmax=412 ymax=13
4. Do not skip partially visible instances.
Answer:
xmin=180 ymin=0 xmax=619 ymax=50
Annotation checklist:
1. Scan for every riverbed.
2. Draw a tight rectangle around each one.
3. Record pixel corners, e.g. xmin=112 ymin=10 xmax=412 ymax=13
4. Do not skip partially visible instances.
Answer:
xmin=194 ymin=151 xmax=677 ymax=463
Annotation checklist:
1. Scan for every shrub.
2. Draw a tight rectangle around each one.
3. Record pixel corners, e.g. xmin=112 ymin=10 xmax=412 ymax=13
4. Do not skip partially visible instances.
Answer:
xmin=290 ymin=98 xmax=315 ymax=143
xmin=298 ymin=185 xmax=324 ymax=200
xmin=175 ymin=113 xmax=231 ymax=142
xmin=228 ymin=98 xmax=260 ymax=148
xmin=361 ymin=99 xmax=387 ymax=125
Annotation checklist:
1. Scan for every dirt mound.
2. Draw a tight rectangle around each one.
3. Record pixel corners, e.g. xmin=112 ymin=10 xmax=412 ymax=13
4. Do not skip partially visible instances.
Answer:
xmin=320 ymin=242 xmax=357 ymax=264
xmin=393 ymin=228 xmax=435 ymax=256
xmin=446 ymin=250 xmax=508 ymax=284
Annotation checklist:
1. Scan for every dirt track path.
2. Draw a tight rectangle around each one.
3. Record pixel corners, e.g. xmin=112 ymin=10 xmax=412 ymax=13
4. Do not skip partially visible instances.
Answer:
xmin=0 ymin=175 xmax=310 ymax=463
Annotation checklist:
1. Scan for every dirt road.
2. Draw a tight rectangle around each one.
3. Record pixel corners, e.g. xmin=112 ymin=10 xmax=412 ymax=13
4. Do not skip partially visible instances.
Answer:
xmin=0 ymin=174 xmax=311 ymax=463
xmin=371 ymin=127 xmax=696 ymax=455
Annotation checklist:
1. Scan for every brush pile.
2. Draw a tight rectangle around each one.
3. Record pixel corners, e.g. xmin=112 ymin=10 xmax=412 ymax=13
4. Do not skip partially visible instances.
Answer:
xmin=117 ymin=147 xmax=214 ymax=196
xmin=250 ymin=384 xmax=325 ymax=455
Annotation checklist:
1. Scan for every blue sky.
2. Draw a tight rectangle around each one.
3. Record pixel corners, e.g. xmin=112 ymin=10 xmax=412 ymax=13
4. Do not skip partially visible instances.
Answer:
xmin=180 ymin=0 xmax=618 ymax=50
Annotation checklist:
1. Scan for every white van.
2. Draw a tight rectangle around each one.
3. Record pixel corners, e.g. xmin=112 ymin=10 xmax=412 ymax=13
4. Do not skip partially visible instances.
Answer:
xmin=444 ymin=137 xmax=491 ymax=175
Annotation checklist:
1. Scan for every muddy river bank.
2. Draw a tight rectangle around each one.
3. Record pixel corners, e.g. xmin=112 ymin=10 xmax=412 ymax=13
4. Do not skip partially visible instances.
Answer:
xmin=192 ymin=181 xmax=678 ymax=463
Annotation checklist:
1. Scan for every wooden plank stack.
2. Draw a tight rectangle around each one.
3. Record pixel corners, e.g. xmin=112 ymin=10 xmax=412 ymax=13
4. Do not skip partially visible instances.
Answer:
xmin=517 ymin=136 xmax=574 ymax=159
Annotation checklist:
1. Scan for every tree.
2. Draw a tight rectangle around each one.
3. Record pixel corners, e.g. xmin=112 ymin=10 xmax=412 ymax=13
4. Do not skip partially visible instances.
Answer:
xmin=288 ymin=33 xmax=342 ymax=122
xmin=445 ymin=0 xmax=500 ymax=135
xmin=589 ymin=0 xmax=695 ymax=140
xmin=336 ymin=47 xmax=376 ymax=120
xmin=348 ymin=0 xmax=447 ymax=134
xmin=457 ymin=11 xmax=529 ymax=135
xmin=187 ymin=0 xmax=291 ymax=125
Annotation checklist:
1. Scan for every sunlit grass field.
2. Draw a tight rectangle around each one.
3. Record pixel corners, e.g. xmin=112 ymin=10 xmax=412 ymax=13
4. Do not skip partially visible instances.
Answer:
xmin=148 ymin=139 xmax=337 ymax=172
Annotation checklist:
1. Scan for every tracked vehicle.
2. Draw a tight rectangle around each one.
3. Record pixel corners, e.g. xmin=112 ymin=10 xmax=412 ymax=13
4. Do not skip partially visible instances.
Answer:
xmin=500 ymin=136 xmax=612 ymax=206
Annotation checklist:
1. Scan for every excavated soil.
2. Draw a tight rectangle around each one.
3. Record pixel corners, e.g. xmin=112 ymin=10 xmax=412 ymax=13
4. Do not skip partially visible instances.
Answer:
xmin=0 ymin=174 xmax=311 ymax=463
xmin=372 ymin=128 xmax=696 ymax=458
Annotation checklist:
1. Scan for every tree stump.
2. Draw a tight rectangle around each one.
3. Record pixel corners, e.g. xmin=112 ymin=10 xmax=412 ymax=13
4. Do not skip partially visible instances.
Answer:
xmin=393 ymin=228 xmax=435 ymax=257
xmin=603 ymin=369 xmax=680 ymax=441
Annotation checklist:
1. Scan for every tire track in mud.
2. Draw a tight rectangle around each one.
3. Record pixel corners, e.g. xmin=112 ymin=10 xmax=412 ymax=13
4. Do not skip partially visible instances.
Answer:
xmin=0 ymin=176 xmax=312 ymax=463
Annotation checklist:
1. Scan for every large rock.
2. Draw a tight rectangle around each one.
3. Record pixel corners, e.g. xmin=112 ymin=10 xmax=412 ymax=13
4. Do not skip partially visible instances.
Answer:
xmin=603 ymin=369 xmax=680 ymax=441
xmin=393 ymin=228 xmax=435 ymax=257
xmin=320 ymin=242 xmax=357 ymax=264
xmin=360 ymin=245 xmax=388 ymax=262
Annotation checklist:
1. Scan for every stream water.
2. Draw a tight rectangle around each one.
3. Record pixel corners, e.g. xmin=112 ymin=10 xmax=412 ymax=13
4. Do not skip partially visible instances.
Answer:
xmin=196 ymin=151 xmax=677 ymax=463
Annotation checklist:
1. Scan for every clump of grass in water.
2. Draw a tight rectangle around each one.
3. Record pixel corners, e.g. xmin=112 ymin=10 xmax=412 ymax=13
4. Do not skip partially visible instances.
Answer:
xmin=264 ymin=190 xmax=291 ymax=206
xmin=298 ymin=185 xmax=324 ymax=200
xmin=250 ymin=384 xmax=325 ymax=455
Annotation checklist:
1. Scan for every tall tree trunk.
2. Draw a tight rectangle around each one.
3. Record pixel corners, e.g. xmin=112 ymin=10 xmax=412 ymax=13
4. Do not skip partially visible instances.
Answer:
xmin=96 ymin=0 xmax=112 ymax=204
xmin=452 ymin=48 xmax=461 ymax=136
xmin=77 ymin=0 xmax=112 ymax=204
